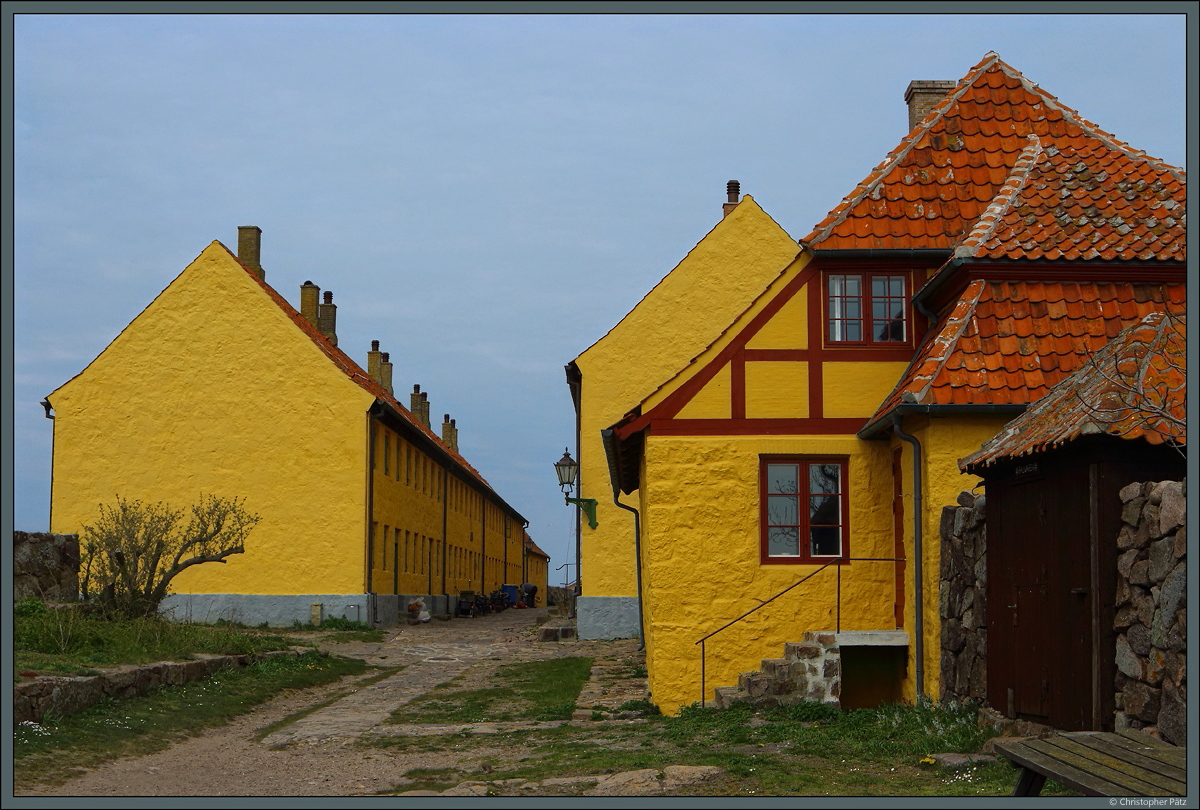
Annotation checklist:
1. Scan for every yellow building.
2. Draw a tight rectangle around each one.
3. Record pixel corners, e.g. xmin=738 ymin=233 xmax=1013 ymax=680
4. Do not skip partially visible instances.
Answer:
xmin=46 ymin=227 xmax=532 ymax=626
xmin=574 ymin=54 xmax=1186 ymax=715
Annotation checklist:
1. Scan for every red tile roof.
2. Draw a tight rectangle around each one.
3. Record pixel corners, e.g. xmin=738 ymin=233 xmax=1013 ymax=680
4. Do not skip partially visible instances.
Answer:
xmin=804 ymin=52 xmax=1186 ymax=254
xmin=524 ymin=532 xmax=550 ymax=560
xmin=955 ymin=135 xmax=1186 ymax=262
xmin=862 ymin=279 xmax=1186 ymax=434
xmin=960 ymin=311 xmax=1185 ymax=469
xmin=220 ymin=243 xmax=521 ymax=517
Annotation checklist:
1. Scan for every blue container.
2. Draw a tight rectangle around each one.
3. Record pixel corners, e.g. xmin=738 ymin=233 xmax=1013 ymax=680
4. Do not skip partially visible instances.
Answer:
xmin=502 ymin=584 xmax=519 ymax=604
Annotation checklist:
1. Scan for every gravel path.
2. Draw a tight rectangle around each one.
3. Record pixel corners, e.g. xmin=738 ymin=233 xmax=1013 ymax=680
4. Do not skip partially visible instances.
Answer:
xmin=21 ymin=607 xmax=653 ymax=797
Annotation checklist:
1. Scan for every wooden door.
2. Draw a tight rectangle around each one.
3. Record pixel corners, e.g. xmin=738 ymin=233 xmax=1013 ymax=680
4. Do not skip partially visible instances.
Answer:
xmin=987 ymin=462 xmax=1093 ymax=730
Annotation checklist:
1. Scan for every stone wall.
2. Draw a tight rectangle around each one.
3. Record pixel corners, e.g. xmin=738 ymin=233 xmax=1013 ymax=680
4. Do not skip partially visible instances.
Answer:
xmin=938 ymin=491 xmax=987 ymax=706
xmin=14 ymin=649 xmax=303 ymax=724
xmin=1113 ymin=479 xmax=1186 ymax=745
xmin=13 ymin=532 xmax=80 ymax=601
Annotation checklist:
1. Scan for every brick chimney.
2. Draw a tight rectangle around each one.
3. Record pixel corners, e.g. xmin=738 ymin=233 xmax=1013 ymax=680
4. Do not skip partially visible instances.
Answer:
xmin=367 ymin=340 xmax=382 ymax=384
xmin=380 ymin=352 xmax=394 ymax=396
xmin=904 ymin=80 xmax=956 ymax=132
xmin=237 ymin=226 xmax=264 ymax=280
xmin=411 ymin=384 xmax=423 ymax=416
xmin=317 ymin=291 xmax=337 ymax=346
xmin=300 ymin=281 xmax=320 ymax=327
xmin=722 ymin=180 xmax=740 ymax=218
xmin=441 ymin=414 xmax=458 ymax=452
xmin=420 ymin=392 xmax=431 ymax=428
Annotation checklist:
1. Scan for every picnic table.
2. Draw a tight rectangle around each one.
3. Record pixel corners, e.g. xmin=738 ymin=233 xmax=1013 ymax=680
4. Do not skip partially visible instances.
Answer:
xmin=993 ymin=729 xmax=1186 ymax=797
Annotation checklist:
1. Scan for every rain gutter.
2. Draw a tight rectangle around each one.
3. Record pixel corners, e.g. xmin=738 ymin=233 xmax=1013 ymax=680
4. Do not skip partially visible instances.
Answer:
xmin=859 ymin=404 xmax=1026 ymax=440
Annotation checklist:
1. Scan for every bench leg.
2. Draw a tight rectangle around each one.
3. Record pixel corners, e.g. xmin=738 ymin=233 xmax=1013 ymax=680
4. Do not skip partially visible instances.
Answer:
xmin=1013 ymin=767 xmax=1046 ymax=797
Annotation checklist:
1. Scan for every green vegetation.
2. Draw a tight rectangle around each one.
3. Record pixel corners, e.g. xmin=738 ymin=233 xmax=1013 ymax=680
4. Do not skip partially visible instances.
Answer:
xmin=14 ymin=651 xmax=367 ymax=790
xmin=14 ymin=599 xmax=296 ymax=678
xmin=385 ymin=657 xmax=593 ymax=724
xmin=80 ymin=494 xmax=259 ymax=618
xmin=369 ymin=691 xmax=1073 ymax=797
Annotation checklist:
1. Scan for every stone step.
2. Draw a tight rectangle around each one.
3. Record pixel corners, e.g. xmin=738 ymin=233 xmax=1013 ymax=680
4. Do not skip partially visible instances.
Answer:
xmin=760 ymin=657 xmax=792 ymax=679
xmin=713 ymin=686 xmax=748 ymax=710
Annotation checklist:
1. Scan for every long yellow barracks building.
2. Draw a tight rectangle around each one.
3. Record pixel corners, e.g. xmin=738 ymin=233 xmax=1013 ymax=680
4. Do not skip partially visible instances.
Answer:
xmin=46 ymin=227 xmax=542 ymax=626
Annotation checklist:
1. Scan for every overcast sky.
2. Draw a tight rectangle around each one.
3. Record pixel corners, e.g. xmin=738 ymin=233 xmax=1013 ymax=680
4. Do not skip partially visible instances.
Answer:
xmin=9 ymin=10 xmax=1190 ymax=582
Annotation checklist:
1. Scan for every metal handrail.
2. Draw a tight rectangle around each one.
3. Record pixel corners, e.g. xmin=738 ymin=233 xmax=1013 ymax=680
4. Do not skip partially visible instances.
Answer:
xmin=694 ymin=556 xmax=903 ymax=708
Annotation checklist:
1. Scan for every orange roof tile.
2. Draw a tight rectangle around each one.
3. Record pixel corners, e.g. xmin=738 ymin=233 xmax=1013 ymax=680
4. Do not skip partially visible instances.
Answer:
xmin=961 ymin=311 xmax=1185 ymax=470
xmin=862 ymin=279 xmax=1185 ymax=435
xmin=218 ymin=243 xmax=522 ymax=518
xmin=804 ymin=52 xmax=1186 ymax=254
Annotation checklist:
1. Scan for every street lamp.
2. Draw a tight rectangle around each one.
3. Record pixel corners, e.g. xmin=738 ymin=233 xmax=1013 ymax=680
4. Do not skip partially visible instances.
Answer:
xmin=554 ymin=448 xmax=598 ymax=529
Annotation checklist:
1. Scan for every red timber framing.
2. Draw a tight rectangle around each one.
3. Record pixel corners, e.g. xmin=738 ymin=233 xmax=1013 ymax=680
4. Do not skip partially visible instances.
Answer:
xmin=613 ymin=261 xmax=925 ymax=441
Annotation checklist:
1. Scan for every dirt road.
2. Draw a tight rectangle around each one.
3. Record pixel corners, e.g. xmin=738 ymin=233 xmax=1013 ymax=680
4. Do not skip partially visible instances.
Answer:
xmin=22 ymin=607 xmax=653 ymax=797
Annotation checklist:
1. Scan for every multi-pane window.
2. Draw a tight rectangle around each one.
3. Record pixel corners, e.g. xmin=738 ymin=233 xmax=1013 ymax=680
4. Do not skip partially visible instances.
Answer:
xmin=761 ymin=458 xmax=848 ymax=564
xmin=827 ymin=273 xmax=908 ymax=344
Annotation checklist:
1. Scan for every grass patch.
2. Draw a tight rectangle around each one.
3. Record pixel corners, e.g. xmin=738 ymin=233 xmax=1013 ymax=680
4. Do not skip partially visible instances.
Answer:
xmin=371 ymin=699 xmax=1076 ymax=797
xmin=386 ymin=657 xmax=593 ymax=724
xmin=14 ymin=651 xmax=366 ymax=790
xmin=14 ymin=601 xmax=294 ymax=678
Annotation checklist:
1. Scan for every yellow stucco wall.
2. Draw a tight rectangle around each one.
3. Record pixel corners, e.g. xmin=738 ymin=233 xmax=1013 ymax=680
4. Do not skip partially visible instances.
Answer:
xmin=675 ymin=364 xmax=731 ymax=420
xmin=369 ymin=425 xmax=527 ymax=601
xmin=744 ymin=287 xmax=808 ymax=349
xmin=822 ymin=362 xmax=911 ymax=418
xmin=639 ymin=433 xmax=897 ymax=715
xmin=573 ymin=198 xmax=800 ymax=599
xmin=745 ymin=361 xmax=809 ymax=418
xmin=891 ymin=413 xmax=1015 ymax=703
xmin=49 ymin=242 xmax=374 ymax=595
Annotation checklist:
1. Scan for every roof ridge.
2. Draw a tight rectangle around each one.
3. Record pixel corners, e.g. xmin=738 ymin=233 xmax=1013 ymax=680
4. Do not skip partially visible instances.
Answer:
xmin=910 ymin=279 xmax=987 ymax=404
xmin=802 ymin=52 xmax=1003 ymax=248
xmin=803 ymin=53 xmax=1184 ymax=250
xmin=954 ymin=134 xmax=1044 ymax=258
xmin=215 ymin=241 xmax=514 ymax=507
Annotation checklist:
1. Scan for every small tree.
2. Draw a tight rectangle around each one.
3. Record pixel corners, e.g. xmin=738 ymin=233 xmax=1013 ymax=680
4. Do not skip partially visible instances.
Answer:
xmin=81 ymin=494 xmax=260 ymax=618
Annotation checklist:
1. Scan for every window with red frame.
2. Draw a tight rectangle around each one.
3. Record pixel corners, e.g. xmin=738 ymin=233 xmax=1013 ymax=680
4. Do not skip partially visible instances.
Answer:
xmin=827 ymin=273 xmax=908 ymax=344
xmin=761 ymin=458 xmax=848 ymax=564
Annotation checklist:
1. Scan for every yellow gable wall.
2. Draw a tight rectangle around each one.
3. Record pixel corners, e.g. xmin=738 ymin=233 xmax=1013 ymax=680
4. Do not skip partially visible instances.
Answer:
xmin=49 ymin=243 xmax=374 ymax=595
xmin=891 ymin=413 xmax=1015 ymax=704
xmin=823 ymin=362 xmax=911 ymax=418
xmin=674 ymin=364 xmax=731 ymax=420
xmin=745 ymin=361 xmax=808 ymax=418
xmin=639 ymin=433 xmax=897 ymax=715
xmin=574 ymin=198 xmax=799 ymax=598
xmin=744 ymin=286 xmax=807 ymax=349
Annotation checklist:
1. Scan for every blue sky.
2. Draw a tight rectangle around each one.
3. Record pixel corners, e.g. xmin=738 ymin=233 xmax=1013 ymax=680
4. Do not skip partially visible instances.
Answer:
xmin=10 ymin=10 xmax=1190 ymax=580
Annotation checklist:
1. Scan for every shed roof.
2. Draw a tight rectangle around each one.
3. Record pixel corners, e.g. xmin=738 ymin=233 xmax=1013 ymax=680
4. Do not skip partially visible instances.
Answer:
xmin=861 ymin=280 xmax=1185 ymax=437
xmin=960 ymin=311 xmax=1185 ymax=470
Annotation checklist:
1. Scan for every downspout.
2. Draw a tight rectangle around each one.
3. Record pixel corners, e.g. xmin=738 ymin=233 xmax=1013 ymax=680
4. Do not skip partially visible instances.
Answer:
xmin=367 ymin=405 xmax=381 ymax=600
xmin=891 ymin=411 xmax=925 ymax=699
xmin=601 ymin=429 xmax=646 ymax=651
xmin=480 ymin=500 xmax=486 ymax=593
xmin=42 ymin=400 xmax=55 ymax=530
xmin=522 ymin=519 xmax=530 ymax=585
xmin=441 ymin=467 xmax=448 ymax=604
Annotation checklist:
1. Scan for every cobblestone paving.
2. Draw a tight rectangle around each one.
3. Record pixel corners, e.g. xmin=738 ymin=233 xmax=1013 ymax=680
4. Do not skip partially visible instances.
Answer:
xmin=261 ymin=607 xmax=648 ymax=747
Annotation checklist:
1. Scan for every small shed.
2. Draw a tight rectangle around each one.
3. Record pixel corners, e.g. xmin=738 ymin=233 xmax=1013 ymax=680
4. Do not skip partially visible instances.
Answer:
xmin=960 ymin=312 xmax=1184 ymax=731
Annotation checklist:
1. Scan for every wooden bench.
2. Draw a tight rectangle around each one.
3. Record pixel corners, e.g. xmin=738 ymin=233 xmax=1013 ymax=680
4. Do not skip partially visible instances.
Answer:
xmin=993 ymin=730 xmax=1186 ymax=797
